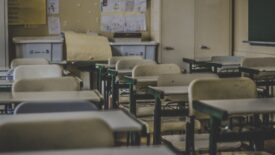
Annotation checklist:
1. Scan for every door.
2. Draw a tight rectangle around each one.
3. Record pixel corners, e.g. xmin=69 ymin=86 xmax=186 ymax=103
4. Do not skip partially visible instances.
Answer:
xmin=161 ymin=0 xmax=195 ymax=68
xmin=195 ymin=0 xmax=231 ymax=58
xmin=0 ymin=0 xmax=8 ymax=67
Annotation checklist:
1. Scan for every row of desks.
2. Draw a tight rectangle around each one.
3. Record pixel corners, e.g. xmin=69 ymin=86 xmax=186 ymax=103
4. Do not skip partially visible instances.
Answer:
xmin=0 ymin=146 xmax=176 ymax=155
xmin=148 ymin=85 xmax=275 ymax=154
xmin=0 ymin=110 xmax=146 ymax=135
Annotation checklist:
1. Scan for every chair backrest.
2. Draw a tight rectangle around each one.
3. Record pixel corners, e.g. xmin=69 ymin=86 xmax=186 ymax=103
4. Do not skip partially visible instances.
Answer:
xmin=12 ymin=77 xmax=80 ymax=94
xmin=132 ymin=64 xmax=181 ymax=77
xmin=188 ymin=77 xmax=257 ymax=116
xmin=0 ymin=117 xmax=114 ymax=152
xmin=116 ymin=59 xmax=156 ymax=70
xmin=14 ymin=101 xmax=98 ymax=114
xmin=157 ymin=73 xmax=219 ymax=86
xmin=108 ymin=56 xmax=143 ymax=65
xmin=132 ymin=64 xmax=181 ymax=91
xmin=13 ymin=65 xmax=62 ymax=81
xmin=242 ymin=57 xmax=275 ymax=67
xmin=11 ymin=58 xmax=49 ymax=69
xmin=211 ymin=56 xmax=243 ymax=64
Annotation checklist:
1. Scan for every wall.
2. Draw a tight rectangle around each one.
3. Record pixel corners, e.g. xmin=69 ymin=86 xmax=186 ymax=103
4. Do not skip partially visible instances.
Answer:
xmin=234 ymin=0 xmax=275 ymax=57
xmin=8 ymin=0 xmax=152 ymax=61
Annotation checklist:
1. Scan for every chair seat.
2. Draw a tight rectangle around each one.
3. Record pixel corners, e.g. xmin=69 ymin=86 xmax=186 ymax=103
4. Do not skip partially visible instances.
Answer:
xmin=120 ymin=101 xmax=156 ymax=117
xmin=162 ymin=134 xmax=242 ymax=152
xmin=141 ymin=117 xmax=186 ymax=133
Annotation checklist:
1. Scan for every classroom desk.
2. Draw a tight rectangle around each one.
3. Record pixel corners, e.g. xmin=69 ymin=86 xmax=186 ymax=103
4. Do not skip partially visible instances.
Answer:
xmin=182 ymin=57 xmax=241 ymax=77
xmin=124 ymin=76 xmax=158 ymax=116
xmin=0 ymin=110 xmax=146 ymax=134
xmin=0 ymin=90 xmax=103 ymax=112
xmin=193 ymin=98 xmax=275 ymax=155
xmin=0 ymin=67 xmax=9 ymax=71
xmin=0 ymin=110 xmax=146 ymax=145
xmin=239 ymin=66 xmax=275 ymax=96
xmin=65 ymin=60 xmax=107 ymax=89
xmin=0 ymin=80 xmax=13 ymax=92
xmin=0 ymin=146 xmax=177 ymax=155
xmin=0 ymin=72 xmax=6 ymax=79
xmin=148 ymin=86 xmax=189 ymax=145
xmin=239 ymin=66 xmax=275 ymax=76
xmin=182 ymin=57 xmax=212 ymax=73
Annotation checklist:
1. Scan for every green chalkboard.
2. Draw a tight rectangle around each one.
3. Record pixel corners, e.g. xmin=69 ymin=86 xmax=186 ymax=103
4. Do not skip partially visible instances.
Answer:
xmin=249 ymin=0 xmax=275 ymax=42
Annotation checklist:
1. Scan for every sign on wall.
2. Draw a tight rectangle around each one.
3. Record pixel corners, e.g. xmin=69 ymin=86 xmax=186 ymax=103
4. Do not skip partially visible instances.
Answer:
xmin=100 ymin=0 xmax=147 ymax=32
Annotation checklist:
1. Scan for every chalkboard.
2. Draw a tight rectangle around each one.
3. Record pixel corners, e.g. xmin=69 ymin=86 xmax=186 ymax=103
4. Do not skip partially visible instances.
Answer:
xmin=249 ymin=0 xmax=275 ymax=42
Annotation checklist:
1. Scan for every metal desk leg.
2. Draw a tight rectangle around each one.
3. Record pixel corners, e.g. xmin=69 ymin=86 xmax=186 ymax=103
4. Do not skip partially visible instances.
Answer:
xmin=112 ymin=82 xmax=119 ymax=109
xmin=153 ymin=97 xmax=162 ymax=145
xmin=186 ymin=116 xmax=195 ymax=155
xmin=129 ymin=84 xmax=137 ymax=116
xmin=104 ymin=76 xmax=111 ymax=110
xmin=209 ymin=117 xmax=221 ymax=155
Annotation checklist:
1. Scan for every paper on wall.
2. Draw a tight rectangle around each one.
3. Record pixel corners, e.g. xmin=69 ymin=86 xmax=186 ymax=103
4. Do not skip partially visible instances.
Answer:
xmin=134 ymin=0 xmax=146 ymax=12
xmin=101 ymin=15 xmax=125 ymax=32
xmin=124 ymin=14 xmax=146 ymax=32
xmin=101 ymin=0 xmax=146 ymax=12
xmin=48 ymin=0 xmax=59 ymax=14
xmin=48 ymin=16 xmax=61 ymax=35
xmin=101 ymin=0 xmax=124 ymax=12
xmin=101 ymin=14 xmax=146 ymax=32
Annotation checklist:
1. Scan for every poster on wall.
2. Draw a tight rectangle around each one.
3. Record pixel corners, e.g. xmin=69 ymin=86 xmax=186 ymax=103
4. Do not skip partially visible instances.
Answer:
xmin=48 ymin=16 xmax=61 ymax=35
xmin=101 ymin=14 xmax=146 ymax=32
xmin=100 ymin=0 xmax=147 ymax=32
xmin=47 ymin=0 xmax=59 ymax=14
xmin=8 ymin=0 xmax=47 ymax=25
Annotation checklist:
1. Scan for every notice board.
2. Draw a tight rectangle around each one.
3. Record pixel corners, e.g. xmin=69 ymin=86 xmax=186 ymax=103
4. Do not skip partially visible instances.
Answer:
xmin=8 ymin=0 xmax=46 ymax=25
xmin=100 ymin=0 xmax=147 ymax=33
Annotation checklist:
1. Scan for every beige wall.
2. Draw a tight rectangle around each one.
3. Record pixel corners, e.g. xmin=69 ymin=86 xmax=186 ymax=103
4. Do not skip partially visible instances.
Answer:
xmin=234 ymin=0 xmax=275 ymax=57
xmin=8 ymin=0 xmax=152 ymax=60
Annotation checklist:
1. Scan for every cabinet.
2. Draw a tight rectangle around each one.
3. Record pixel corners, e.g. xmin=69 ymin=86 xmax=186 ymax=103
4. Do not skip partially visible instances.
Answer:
xmin=110 ymin=42 xmax=159 ymax=61
xmin=0 ymin=0 xmax=8 ymax=67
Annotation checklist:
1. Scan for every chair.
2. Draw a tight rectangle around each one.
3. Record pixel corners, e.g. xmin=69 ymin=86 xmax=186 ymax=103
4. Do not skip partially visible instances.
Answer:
xmin=122 ymin=64 xmax=182 ymax=144
xmin=116 ymin=59 xmax=156 ymax=70
xmin=112 ymin=59 xmax=156 ymax=106
xmin=0 ymin=117 xmax=114 ymax=152
xmin=10 ymin=58 xmax=49 ymax=69
xmin=158 ymin=73 xmax=219 ymax=101
xmin=108 ymin=56 xmax=143 ymax=66
xmin=13 ymin=65 xmax=62 ymax=81
xmin=14 ymin=100 xmax=98 ymax=114
xmin=163 ymin=78 xmax=257 ymax=153
xmin=12 ymin=76 xmax=80 ymax=94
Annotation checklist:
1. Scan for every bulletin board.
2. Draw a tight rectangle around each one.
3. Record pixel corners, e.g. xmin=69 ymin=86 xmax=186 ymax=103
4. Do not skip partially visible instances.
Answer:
xmin=100 ymin=0 xmax=147 ymax=32
xmin=8 ymin=0 xmax=47 ymax=25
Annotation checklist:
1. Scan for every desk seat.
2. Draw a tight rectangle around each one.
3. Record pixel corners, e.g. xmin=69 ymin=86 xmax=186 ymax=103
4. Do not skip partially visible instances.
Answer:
xmin=162 ymin=134 xmax=242 ymax=153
